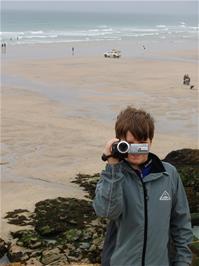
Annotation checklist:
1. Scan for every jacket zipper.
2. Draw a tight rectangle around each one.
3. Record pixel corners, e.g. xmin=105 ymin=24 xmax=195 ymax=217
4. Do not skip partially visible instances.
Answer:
xmin=140 ymin=175 xmax=148 ymax=266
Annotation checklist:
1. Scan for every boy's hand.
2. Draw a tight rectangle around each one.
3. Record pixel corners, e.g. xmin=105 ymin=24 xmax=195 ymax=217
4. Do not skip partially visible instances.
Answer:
xmin=103 ymin=138 xmax=120 ymax=165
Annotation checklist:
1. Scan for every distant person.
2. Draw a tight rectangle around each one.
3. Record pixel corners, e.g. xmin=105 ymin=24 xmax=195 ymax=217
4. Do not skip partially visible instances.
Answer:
xmin=183 ymin=74 xmax=190 ymax=85
xmin=1 ymin=42 xmax=6 ymax=54
xmin=72 ymin=47 xmax=74 ymax=56
xmin=142 ymin=45 xmax=146 ymax=50
xmin=93 ymin=106 xmax=193 ymax=266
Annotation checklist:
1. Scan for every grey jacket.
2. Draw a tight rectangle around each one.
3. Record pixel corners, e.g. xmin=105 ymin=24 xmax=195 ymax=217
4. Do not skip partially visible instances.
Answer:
xmin=93 ymin=155 xmax=193 ymax=266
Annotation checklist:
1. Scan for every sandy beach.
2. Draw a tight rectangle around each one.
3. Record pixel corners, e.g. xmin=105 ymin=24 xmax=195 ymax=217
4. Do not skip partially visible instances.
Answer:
xmin=1 ymin=41 xmax=198 ymax=241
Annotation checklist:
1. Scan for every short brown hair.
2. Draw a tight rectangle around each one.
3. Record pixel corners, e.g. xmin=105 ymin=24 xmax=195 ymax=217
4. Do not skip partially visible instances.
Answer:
xmin=115 ymin=106 xmax=155 ymax=141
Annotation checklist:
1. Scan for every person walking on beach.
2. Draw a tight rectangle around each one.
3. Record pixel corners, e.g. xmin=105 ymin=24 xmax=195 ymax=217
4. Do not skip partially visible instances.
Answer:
xmin=72 ymin=47 xmax=75 ymax=56
xmin=93 ymin=106 xmax=193 ymax=266
xmin=183 ymin=74 xmax=191 ymax=85
xmin=1 ymin=42 xmax=6 ymax=54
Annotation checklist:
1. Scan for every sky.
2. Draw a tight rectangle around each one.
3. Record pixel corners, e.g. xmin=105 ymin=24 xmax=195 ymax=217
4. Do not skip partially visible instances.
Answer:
xmin=1 ymin=1 xmax=198 ymax=15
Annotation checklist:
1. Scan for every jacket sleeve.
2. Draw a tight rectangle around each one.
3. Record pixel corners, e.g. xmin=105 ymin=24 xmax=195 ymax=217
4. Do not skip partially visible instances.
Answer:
xmin=92 ymin=163 xmax=125 ymax=220
xmin=170 ymin=167 xmax=193 ymax=266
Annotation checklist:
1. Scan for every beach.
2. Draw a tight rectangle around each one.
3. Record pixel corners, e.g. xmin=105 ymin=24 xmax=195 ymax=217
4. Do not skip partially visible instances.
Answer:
xmin=1 ymin=2 xmax=199 ymax=264
xmin=1 ymin=39 xmax=198 ymax=243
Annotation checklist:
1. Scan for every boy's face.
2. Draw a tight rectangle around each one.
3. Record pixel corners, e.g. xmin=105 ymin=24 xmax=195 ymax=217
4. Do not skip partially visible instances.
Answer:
xmin=124 ymin=131 xmax=152 ymax=166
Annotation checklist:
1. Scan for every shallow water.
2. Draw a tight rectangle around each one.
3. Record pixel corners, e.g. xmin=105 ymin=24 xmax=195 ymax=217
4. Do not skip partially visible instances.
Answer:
xmin=0 ymin=254 xmax=9 ymax=265
xmin=2 ymin=70 xmax=198 ymax=140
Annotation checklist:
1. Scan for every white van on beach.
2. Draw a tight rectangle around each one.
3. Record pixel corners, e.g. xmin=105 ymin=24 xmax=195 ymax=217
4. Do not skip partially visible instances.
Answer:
xmin=104 ymin=49 xmax=121 ymax=58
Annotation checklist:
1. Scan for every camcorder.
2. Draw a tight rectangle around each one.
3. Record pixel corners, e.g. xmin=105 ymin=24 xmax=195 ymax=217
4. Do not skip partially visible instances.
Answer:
xmin=111 ymin=141 xmax=149 ymax=159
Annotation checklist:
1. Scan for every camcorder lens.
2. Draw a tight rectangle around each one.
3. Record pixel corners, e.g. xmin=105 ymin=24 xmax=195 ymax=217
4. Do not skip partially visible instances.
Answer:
xmin=117 ymin=141 xmax=129 ymax=153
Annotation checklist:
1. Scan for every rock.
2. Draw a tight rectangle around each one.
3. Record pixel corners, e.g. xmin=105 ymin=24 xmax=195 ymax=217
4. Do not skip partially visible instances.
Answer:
xmin=41 ymin=247 xmax=65 ymax=265
xmin=7 ymin=243 xmax=30 ymax=262
xmin=4 ymin=209 xmax=35 ymax=226
xmin=191 ymin=213 xmax=199 ymax=226
xmin=46 ymin=259 xmax=69 ymax=266
xmin=163 ymin=149 xmax=199 ymax=166
xmin=4 ymin=176 xmax=107 ymax=264
xmin=190 ymin=236 xmax=199 ymax=256
xmin=185 ymin=187 xmax=199 ymax=215
xmin=0 ymin=237 xmax=8 ymax=258
xmin=63 ymin=229 xmax=82 ymax=242
xmin=164 ymin=149 xmax=199 ymax=216
xmin=25 ymin=257 xmax=42 ymax=266
xmin=192 ymin=255 xmax=199 ymax=266
xmin=67 ymin=254 xmax=82 ymax=262
xmin=11 ymin=230 xmax=46 ymax=249
xmin=79 ymin=242 xmax=90 ymax=250
xmin=34 ymin=198 xmax=97 ymax=237
xmin=72 ymin=174 xmax=100 ymax=199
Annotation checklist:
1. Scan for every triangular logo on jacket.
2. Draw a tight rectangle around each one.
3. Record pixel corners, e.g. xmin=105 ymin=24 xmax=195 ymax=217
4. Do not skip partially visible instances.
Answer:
xmin=160 ymin=191 xmax=171 ymax=201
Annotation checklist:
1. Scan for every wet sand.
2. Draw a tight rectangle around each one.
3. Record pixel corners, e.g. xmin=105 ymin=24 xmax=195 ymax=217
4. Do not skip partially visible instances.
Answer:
xmin=1 ymin=42 xmax=198 ymax=240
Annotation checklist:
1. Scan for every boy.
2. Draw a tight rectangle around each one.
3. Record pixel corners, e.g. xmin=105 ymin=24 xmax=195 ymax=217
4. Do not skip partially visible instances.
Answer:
xmin=93 ymin=106 xmax=193 ymax=266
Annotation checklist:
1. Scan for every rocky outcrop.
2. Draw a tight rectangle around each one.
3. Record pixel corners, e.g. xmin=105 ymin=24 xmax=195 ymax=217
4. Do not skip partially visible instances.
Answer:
xmin=4 ymin=195 xmax=106 ymax=265
xmin=164 ymin=148 xmax=199 ymax=214
xmin=4 ymin=209 xmax=35 ymax=226
xmin=34 ymin=197 xmax=97 ymax=236
xmin=164 ymin=148 xmax=199 ymax=264
xmin=164 ymin=149 xmax=199 ymax=166
xmin=7 ymin=243 xmax=30 ymax=262
xmin=72 ymin=174 xmax=100 ymax=200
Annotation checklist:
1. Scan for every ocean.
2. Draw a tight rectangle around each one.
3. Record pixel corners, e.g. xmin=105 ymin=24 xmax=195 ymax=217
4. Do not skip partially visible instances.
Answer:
xmin=1 ymin=9 xmax=198 ymax=45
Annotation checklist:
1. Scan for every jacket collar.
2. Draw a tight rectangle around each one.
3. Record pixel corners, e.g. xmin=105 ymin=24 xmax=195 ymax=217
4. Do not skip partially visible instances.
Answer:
xmin=145 ymin=152 xmax=166 ymax=173
xmin=122 ymin=153 xmax=169 ymax=182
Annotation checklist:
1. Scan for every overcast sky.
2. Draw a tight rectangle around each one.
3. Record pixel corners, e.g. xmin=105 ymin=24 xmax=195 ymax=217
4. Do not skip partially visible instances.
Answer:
xmin=1 ymin=1 xmax=198 ymax=15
